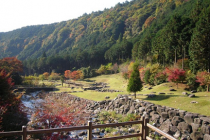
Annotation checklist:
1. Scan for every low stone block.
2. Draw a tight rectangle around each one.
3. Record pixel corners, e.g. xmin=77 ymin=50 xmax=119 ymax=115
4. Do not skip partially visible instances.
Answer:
xmin=190 ymin=131 xmax=203 ymax=140
xmin=204 ymin=134 xmax=210 ymax=140
xmin=177 ymin=122 xmax=192 ymax=133
xmin=189 ymin=94 xmax=195 ymax=98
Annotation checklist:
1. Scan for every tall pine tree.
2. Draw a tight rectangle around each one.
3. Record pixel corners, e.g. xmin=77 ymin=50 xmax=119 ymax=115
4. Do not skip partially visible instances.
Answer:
xmin=189 ymin=6 xmax=210 ymax=73
xmin=127 ymin=62 xmax=142 ymax=98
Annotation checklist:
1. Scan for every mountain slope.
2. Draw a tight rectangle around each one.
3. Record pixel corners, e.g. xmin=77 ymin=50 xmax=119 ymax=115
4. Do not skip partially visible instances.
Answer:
xmin=0 ymin=0 xmax=210 ymax=74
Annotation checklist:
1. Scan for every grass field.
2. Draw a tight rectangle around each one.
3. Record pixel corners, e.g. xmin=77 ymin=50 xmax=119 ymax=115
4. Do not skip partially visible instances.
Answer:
xmin=41 ymin=73 xmax=210 ymax=116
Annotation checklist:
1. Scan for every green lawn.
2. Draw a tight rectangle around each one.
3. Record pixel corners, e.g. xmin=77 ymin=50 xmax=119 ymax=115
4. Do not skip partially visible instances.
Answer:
xmin=41 ymin=73 xmax=210 ymax=116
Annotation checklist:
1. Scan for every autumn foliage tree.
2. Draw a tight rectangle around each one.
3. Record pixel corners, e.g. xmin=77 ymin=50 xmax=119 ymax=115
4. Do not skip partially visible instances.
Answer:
xmin=49 ymin=72 xmax=60 ymax=80
xmin=166 ymin=68 xmax=186 ymax=88
xmin=112 ymin=63 xmax=119 ymax=73
xmin=0 ymin=69 xmax=14 ymax=97
xmin=43 ymin=72 xmax=50 ymax=80
xmin=155 ymin=70 xmax=167 ymax=85
xmin=0 ymin=57 xmax=23 ymax=74
xmin=0 ymin=69 xmax=27 ymax=132
xmin=64 ymin=70 xmax=71 ymax=79
xmin=28 ymin=93 xmax=88 ymax=139
xmin=0 ymin=57 xmax=23 ymax=85
xmin=196 ymin=71 xmax=210 ymax=92
xmin=70 ymin=70 xmax=84 ymax=81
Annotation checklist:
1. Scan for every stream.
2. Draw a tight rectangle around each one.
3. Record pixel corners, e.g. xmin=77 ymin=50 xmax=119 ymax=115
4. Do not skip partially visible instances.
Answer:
xmin=21 ymin=91 xmax=105 ymax=139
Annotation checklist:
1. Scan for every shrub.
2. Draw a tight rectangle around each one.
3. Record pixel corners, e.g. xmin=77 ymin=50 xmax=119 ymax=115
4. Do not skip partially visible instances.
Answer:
xmin=144 ymin=69 xmax=151 ymax=84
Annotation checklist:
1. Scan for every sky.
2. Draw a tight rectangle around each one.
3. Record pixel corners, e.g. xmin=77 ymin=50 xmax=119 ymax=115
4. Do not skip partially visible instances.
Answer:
xmin=0 ymin=0 xmax=131 ymax=33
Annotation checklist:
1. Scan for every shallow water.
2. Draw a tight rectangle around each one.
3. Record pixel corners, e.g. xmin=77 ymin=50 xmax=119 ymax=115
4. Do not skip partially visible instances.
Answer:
xmin=21 ymin=91 xmax=45 ymax=120
xmin=20 ymin=91 xmax=105 ymax=139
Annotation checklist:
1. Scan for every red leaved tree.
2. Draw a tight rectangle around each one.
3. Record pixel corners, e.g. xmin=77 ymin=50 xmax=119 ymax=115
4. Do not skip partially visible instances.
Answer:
xmin=196 ymin=71 xmax=210 ymax=92
xmin=0 ymin=69 xmax=27 ymax=132
xmin=70 ymin=70 xmax=83 ymax=81
xmin=64 ymin=70 xmax=71 ymax=79
xmin=166 ymin=68 xmax=186 ymax=88
xmin=0 ymin=69 xmax=14 ymax=98
xmin=28 ymin=93 xmax=89 ymax=139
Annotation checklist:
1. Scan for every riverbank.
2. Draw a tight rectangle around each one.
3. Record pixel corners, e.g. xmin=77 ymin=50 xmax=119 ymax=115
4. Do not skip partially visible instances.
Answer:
xmin=20 ymin=91 xmax=210 ymax=140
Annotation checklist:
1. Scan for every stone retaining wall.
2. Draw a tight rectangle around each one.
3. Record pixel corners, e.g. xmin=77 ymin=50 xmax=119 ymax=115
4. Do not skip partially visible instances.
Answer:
xmin=86 ymin=95 xmax=210 ymax=140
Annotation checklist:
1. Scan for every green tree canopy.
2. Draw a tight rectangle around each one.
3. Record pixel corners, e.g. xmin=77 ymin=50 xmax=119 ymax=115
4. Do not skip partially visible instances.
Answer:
xmin=127 ymin=62 xmax=143 ymax=98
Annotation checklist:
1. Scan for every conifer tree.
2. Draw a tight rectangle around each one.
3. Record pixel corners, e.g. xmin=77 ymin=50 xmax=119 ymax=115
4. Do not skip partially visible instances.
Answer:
xmin=189 ymin=6 xmax=210 ymax=73
xmin=127 ymin=62 xmax=142 ymax=98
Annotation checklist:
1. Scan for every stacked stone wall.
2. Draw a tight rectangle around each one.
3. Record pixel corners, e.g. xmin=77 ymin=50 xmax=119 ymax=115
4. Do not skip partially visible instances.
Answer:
xmin=86 ymin=95 xmax=210 ymax=140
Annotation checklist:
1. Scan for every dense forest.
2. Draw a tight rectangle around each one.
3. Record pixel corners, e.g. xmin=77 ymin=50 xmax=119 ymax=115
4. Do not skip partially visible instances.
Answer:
xmin=0 ymin=0 xmax=210 ymax=75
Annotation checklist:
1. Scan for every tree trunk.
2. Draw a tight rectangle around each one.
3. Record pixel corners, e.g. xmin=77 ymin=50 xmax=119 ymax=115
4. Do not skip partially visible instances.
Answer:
xmin=174 ymin=49 xmax=177 ymax=67
xmin=182 ymin=45 xmax=184 ymax=69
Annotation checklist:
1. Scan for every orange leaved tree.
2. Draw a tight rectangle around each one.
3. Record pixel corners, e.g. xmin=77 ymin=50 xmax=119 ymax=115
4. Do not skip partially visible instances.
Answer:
xmin=196 ymin=71 xmax=210 ymax=92
xmin=64 ymin=70 xmax=71 ymax=79
xmin=0 ymin=57 xmax=23 ymax=74
xmin=70 ymin=70 xmax=83 ymax=81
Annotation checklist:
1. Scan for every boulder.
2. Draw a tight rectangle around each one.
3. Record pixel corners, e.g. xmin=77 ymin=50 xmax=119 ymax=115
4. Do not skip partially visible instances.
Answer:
xmin=188 ymin=94 xmax=195 ymax=98
xmin=146 ymin=94 xmax=156 ymax=98
xmin=152 ymin=114 xmax=160 ymax=121
xmin=179 ymin=110 xmax=186 ymax=118
xmin=160 ymin=119 xmax=172 ymax=133
xmin=172 ymin=116 xmax=184 ymax=126
xmin=204 ymin=134 xmax=210 ymax=140
xmin=177 ymin=122 xmax=192 ymax=133
xmin=182 ymin=92 xmax=188 ymax=95
xmin=169 ymin=126 xmax=178 ymax=135
xmin=151 ymin=106 xmax=157 ymax=111
xmin=146 ymin=109 xmax=153 ymax=114
xmin=201 ymin=125 xmax=210 ymax=134
xmin=105 ymin=96 xmax=110 ymax=99
xmin=128 ymin=128 xmax=135 ymax=133
xmin=148 ymin=87 xmax=153 ymax=90
xmin=78 ymin=131 xmax=86 ymax=136
xmin=184 ymin=114 xmax=196 ymax=125
xmin=145 ymin=104 xmax=153 ymax=110
xmin=134 ymin=103 xmax=140 ymax=109
xmin=169 ymin=110 xmax=178 ymax=119
xmin=149 ymin=111 xmax=157 ymax=116
xmin=123 ymin=105 xmax=130 ymax=114
xmin=191 ymin=90 xmax=197 ymax=93
xmin=190 ymin=131 xmax=203 ymax=140
xmin=173 ymin=130 xmax=181 ymax=139
xmin=139 ymin=107 xmax=145 ymax=113
xmin=128 ymin=105 xmax=135 ymax=114
xmin=190 ymin=101 xmax=198 ymax=104
xmin=200 ymin=117 xmax=210 ymax=125
xmin=191 ymin=123 xmax=201 ymax=132
xmin=157 ymin=107 xmax=165 ymax=114
xmin=194 ymin=118 xmax=202 ymax=124
xmin=159 ymin=118 xmax=165 ymax=124
xmin=161 ymin=112 xmax=169 ymax=121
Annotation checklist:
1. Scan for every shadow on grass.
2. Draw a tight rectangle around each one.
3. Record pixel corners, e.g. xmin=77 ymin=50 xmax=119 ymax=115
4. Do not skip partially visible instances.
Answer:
xmin=143 ymin=95 xmax=180 ymax=101
xmin=143 ymin=94 xmax=201 ymax=101
xmin=82 ymin=79 xmax=96 ymax=82
xmin=53 ymin=88 xmax=60 ymax=91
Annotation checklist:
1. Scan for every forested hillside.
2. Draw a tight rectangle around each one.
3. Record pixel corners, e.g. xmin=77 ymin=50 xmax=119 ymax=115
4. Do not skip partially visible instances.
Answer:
xmin=0 ymin=0 xmax=209 ymax=74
